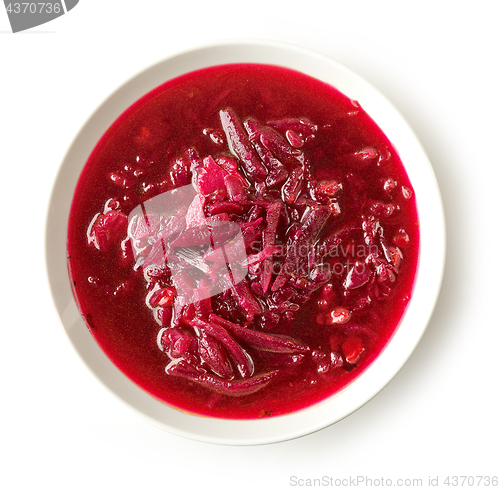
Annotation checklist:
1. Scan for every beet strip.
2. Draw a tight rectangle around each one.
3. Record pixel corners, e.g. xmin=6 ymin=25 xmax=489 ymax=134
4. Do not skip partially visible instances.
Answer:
xmin=207 ymin=201 xmax=244 ymax=215
xmin=272 ymin=206 xmax=331 ymax=291
xmin=191 ymin=317 xmax=253 ymax=378
xmin=244 ymin=118 xmax=289 ymax=187
xmin=257 ymin=143 xmax=289 ymax=187
xmin=261 ymin=202 xmax=282 ymax=292
xmin=263 ymin=202 xmax=281 ymax=245
xmin=241 ymin=245 xmax=281 ymax=269
xmin=314 ymin=222 xmax=359 ymax=261
xmin=219 ymin=108 xmax=267 ymax=182
xmin=230 ymin=279 xmax=263 ymax=319
xmin=242 ymin=117 xmax=262 ymax=142
xmin=193 ymin=277 xmax=212 ymax=319
xmin=239 ymin=217 xmax=263 ymax=230
xmin=197 ymin=332 xmax=234 ymax=379
xmin=167 ymin=361 xmax=279 ymax=396
xmin=281 ymin=165 xmax=304 ymax=204
xmin=267 ymin=117 xmax=318 ymax=136
xmin=260 ymin=127 xmax=302 ymax=164
xmin=216 ymin=155 xmax=250 ymax=187
xmin=209 ymin=314 xmax=310 ymax=354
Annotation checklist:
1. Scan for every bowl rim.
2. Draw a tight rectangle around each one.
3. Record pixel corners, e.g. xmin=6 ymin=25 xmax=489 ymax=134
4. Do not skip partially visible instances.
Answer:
xmin=46 ymin=38 xmax=446 ymax=445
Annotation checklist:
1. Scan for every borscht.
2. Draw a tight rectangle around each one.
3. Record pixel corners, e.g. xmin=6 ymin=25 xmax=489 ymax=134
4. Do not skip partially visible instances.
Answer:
xmin=67 ymin=64 xmax=419 ymax=419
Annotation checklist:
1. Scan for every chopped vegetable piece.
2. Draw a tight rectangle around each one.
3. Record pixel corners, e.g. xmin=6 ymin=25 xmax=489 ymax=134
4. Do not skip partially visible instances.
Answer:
xmin=168 ymin=361 xmax=279 ymax=396
xmin=197 ymin=332 xmax=234 ymax=379
xmin=191 ymin=317 xmax=253 ymax=378
xmin=210 ymin=314 xmax=310 ymax=354
xmin=220 ymin=108 xmax=267 ymax=181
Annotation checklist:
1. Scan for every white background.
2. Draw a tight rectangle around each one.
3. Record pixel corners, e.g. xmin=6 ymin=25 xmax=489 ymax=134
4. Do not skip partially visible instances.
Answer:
xmin=1 ymin=1 xmax=499 ymax=489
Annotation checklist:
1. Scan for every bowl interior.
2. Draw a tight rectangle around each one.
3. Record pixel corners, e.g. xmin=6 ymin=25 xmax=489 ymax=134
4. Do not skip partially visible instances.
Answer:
xmin=46 ymin=39 xmax=445 ymax=445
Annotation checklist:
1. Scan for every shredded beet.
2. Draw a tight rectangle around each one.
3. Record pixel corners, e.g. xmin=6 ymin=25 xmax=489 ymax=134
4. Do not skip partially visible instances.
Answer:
xmin=167 ymin=361 xmax=280 ymax=397
xmin=68 ymin=64 xmax=419 ymax=419
xmin=191 ymin=317 xmax=253 ymax=378
xmin=126 ymin=113 xmax=353 ymax=392
xmin=210 ymin=314 xmax=310 ymax=354
xmin=219 ymin=108 xmax=267 ymax=182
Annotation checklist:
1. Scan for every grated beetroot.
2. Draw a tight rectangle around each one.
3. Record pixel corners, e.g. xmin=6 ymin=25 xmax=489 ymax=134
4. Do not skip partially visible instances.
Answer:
xmin=67 ymin=64 xmax=419 ymax=419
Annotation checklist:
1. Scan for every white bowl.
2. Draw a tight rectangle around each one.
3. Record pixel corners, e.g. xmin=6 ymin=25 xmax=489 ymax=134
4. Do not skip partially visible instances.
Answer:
xmin=46 ymin=39 xmax=445 ymax=445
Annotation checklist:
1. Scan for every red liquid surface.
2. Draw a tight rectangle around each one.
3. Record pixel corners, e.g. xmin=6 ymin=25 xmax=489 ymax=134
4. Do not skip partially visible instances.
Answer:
xmin=67 ymin=64 xmax=419 ymax=419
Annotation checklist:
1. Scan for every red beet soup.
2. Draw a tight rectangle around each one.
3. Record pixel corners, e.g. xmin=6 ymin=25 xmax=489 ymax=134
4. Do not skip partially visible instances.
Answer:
xmin=67 ymin=64 xmax=419 ymax=419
